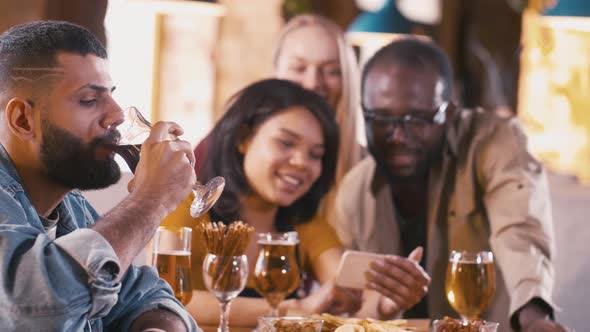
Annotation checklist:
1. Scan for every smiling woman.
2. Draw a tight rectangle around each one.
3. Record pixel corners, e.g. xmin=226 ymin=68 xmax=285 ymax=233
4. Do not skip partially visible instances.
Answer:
xmin=200 ymin=79 xmax=339 ymax=232
xmin=241 ymin=106 xmax=325 ymax=209
xmin=160 ymin=79 xmax=367 ymax=325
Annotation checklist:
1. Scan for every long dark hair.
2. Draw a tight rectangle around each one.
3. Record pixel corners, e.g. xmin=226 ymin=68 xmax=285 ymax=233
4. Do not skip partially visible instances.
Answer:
xmin=202 ymin=79 xmax=339 ymax=231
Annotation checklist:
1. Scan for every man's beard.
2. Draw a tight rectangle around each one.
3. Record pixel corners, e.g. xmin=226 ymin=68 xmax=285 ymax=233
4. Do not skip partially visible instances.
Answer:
xmin=385 ymin=151 xmax=439 ymax=184
xmin=387 ymin=142 xmax=444 ymax=184
xmin=366 ymin=127 xmax=444 ymax=184
xmin=40 ymin=119 xmax=121 ymax=190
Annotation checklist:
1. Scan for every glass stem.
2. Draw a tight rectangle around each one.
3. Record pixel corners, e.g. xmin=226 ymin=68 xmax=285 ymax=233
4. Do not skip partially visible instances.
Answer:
xmin=218 ymin=300 xmax=232 ymax=332
xmin=190 ymin=187 xmax=206 ymax=218
xmin=459 ymin=315 xmax=470 ymax=325
xmin=193 ymin=182 xmax=204 ymax=191
xmin=269 ymin=305 xmax=279 ymax=317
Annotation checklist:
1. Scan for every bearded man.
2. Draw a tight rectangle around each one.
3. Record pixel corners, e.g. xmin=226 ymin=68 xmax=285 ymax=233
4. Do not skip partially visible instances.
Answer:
xmin=0 ymin=21 xmax=199 ymax=331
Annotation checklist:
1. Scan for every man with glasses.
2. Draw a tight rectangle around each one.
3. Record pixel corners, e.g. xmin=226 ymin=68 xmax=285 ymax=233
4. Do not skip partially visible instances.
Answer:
xmin=331 ymin=39 xmax=565 ymax=331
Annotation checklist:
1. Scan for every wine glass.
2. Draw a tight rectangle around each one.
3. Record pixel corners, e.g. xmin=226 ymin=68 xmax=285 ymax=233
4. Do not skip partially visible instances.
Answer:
xmin=113 ymin=106 xmax=225 ymax=218
xmin=253 ymin=232 xmax=300 ymax=316
xmin=445 ymin=250 xmax=496 ymax=322
xmin=202 ymin=254 xmax=248 ymax=332
xmin=151 ymin=226 xmax=193 ymax=305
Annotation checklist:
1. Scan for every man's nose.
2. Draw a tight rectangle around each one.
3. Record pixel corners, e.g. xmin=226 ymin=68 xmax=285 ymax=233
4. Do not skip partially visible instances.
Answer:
xmin=101 ymin=102 xmax=124 ymax=130
xmin=388 ymin=123 xmax=407 ymax=143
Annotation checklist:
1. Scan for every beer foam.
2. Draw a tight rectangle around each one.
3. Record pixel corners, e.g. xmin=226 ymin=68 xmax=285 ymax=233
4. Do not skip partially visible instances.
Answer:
xmin=257 ymin=239 xmax=298 ymax=246
xmin=156 ymin=249 xmax=191 ymax=256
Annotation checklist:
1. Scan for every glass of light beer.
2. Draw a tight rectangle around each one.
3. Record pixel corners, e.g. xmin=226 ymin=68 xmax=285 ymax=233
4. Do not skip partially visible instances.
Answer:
xmin=254 ymin=232 xmax=300 ymax=316
xmin=445 ymin=251 xmax=496 ymax=321
xmin=151 ymin=226 xmax=193 ymax=305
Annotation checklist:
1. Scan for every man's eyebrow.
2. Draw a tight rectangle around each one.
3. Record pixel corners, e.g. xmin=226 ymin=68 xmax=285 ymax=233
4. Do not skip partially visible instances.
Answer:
xmin=76 ymin=84 xmax=116 ymax=93
xmin=363 ymin=107 xmax=391 ymax=114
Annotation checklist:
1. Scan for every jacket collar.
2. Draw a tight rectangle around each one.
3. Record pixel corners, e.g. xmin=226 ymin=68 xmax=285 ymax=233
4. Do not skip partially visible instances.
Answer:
xmin=0 ymin=143 xmax=26 ymax=193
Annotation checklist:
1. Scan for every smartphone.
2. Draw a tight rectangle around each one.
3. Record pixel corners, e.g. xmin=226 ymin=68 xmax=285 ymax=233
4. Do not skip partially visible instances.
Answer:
xmin=335 ymin=250 xmax=388 ymax=289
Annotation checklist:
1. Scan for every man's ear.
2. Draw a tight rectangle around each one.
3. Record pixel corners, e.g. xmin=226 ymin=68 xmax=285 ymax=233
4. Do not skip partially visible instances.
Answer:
xmin=5 ymin=98 xmax=36 ymax=141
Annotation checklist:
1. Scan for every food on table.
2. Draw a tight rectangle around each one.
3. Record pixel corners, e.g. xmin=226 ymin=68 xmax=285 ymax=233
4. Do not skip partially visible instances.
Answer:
xmin=432 ymin=316 xmax=496 ymax=332
xmin=335 ymin=324 xmax=366 ymax=332
xmin=258 ymin=317 xmax=323 ymax=332
xmin=312 ymin=314 xmax=415 ymax=332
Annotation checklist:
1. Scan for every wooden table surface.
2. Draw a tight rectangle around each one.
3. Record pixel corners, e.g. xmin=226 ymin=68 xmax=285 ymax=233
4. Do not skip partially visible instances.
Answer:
xmin=200 ymin=319 xmax=431 ymax=332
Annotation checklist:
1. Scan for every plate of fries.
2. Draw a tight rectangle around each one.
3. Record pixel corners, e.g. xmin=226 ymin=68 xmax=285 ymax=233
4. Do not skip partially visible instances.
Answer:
xmin=311 ymin=314 xmax=429 ymax=332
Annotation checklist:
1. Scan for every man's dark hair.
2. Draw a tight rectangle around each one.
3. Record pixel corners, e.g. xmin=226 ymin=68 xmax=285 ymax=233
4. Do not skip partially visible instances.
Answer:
xmin=202 ymin=79 xmax=340 ymax=231
xmin=0 ymin=20 xmax=107 ymax=92
xmin=361 ymin=38 xmax=454 ymax=102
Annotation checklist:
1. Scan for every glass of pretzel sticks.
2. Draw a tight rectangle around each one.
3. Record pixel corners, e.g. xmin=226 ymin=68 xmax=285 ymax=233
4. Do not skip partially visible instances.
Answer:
xmin=199 ymin=221 xmax=254 ymax=332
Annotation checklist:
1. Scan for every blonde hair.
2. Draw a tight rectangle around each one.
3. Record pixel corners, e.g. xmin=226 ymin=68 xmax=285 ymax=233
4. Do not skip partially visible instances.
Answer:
xmin=273 ymin=14 xmax=362 ymax=189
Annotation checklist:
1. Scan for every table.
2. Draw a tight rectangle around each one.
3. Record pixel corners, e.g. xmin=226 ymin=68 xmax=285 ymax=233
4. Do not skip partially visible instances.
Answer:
xmin=200 ymin=319 xmax=431 ymax=332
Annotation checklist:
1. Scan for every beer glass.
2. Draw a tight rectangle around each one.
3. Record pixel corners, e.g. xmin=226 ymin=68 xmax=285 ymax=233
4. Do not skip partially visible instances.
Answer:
xmin=445 ymin=251 xmax=496 ymax=321
xmin=202 ymin=254 xmax=248 ymax=332
xmin=113 ymin=107 xmax=225 ymax=217
xmin=151 ymin=226 xmax=193 ymax=305
xmin=254 ymin=232 xmax=300 ymax=316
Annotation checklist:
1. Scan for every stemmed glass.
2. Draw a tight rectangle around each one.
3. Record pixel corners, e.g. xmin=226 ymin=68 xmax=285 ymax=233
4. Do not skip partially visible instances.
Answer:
xmin=113 ymin=106 xmax=224 ymax=217
xmin=253 ymin=232 xmax=301 ymax=316
xmin=202 ymin=254 xmax=248 ymax=332
xmin=445 ymin=250 xmax=496 ymax=322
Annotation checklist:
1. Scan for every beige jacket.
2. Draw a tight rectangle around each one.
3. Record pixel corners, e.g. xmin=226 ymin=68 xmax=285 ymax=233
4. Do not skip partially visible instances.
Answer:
xmin=331 ymin=110 xmax=556 ymax=330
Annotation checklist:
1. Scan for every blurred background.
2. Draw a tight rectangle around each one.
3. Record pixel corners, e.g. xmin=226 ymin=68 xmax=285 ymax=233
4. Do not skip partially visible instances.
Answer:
xmin=1 ymin=0 xmax=588 ymax=329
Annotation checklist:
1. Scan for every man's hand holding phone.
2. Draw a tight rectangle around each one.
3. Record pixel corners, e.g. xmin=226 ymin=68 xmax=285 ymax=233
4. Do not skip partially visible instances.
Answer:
xmin=334 ymin=247 xmax=431 ymax=319
xmin=366 ymin=247 xmax=430 ymax=317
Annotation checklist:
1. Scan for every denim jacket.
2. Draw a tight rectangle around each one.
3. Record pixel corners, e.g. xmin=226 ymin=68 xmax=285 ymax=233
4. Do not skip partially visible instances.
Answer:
xmin=0 ymin=145 xmax=199 ymax=331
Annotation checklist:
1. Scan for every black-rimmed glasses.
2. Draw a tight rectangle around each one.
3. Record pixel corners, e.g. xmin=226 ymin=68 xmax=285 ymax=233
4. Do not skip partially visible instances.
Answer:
xmin=364 ymin=101 xmax=449 ymax=138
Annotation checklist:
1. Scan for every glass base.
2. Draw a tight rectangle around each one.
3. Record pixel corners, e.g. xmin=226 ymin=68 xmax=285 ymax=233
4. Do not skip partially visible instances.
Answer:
xmin=190 ymin=176 xmax=225 ymax=217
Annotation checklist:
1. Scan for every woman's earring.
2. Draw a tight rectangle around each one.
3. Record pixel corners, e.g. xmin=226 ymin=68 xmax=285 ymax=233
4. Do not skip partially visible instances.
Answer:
xmin=238 ymin=143 xmax=247 ymax=154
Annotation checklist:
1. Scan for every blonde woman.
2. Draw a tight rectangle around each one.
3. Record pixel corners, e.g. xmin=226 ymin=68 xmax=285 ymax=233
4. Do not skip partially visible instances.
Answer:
xmin=271 ymin=14 xmax=363 ymax=188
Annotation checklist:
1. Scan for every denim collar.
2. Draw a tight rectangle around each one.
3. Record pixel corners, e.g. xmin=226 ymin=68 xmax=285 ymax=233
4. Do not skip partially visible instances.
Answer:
xmin=0 ymin=143 xmax=27 ymax=196
xmin=0 ymin=143 xmax=79 ymax=235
